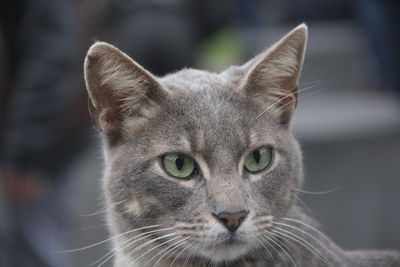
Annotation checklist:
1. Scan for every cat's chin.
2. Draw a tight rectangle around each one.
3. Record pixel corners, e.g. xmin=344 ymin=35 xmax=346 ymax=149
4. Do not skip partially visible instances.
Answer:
xmin=197 ymin=240 xmax=250 ymax=262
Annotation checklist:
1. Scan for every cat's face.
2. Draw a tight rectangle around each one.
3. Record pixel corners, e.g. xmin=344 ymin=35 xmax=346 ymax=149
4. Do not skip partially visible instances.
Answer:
xmin=85 ymin=25 xmax=307 ymax=264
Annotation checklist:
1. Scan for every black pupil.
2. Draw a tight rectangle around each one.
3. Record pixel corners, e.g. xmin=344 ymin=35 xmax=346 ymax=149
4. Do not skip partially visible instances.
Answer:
xmin=175 ymin=157 xmax=185 ymax=171
xmin=253 ymin=149 xmax=261 ymax=164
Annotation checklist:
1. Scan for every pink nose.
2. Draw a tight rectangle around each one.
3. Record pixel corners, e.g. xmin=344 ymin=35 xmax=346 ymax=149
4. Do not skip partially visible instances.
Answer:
xmin=212 ymin=211 xmax=249 ymax=232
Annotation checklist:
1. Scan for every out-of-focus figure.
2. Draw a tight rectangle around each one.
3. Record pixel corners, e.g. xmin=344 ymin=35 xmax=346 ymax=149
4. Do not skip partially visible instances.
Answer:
xmin=0 ymin=0 xmax=86 ymax=266
xmin=355 ymin=0 xmax=400 ymax=97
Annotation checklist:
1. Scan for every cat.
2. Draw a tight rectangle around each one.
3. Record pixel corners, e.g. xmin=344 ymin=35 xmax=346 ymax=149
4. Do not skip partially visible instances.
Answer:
xmin=84 ymin=24 xmax=400 ymax=267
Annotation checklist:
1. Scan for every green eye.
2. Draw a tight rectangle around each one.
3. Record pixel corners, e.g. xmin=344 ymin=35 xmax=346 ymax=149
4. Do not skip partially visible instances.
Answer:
xmin=244 ymin=146 xmax=273 ymax=173
xmin=162 ymin=153 xmax=196 ymax=178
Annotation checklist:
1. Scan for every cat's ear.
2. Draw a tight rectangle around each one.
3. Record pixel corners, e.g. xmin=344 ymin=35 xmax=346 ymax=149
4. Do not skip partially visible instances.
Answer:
xmin=243 ymin=24 xmax=307 ymax=125
xmin=84 ymin=42 xmax=162 ymax=140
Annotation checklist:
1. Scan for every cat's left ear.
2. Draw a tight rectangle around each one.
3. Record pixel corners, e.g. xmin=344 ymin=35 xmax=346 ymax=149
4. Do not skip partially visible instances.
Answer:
xmin=84 ymin=42 xmax=165 ymax=143
xmin=243 ymin=24 xmax=307 ymax=125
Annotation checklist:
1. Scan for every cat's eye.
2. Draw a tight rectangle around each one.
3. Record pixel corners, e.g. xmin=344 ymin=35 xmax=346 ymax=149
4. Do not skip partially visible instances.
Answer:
xmin=244 ymin=146 xmax=273 ymax=173
xmin=162 ymin=153 xmax=196 ymax=179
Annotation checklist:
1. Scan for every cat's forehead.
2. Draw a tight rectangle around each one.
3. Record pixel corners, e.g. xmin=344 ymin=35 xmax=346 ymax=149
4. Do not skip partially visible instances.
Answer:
xmin=158 ymin=69 xmax=246 ymax=129
xmin=158 ymin=68 xmax=243 ymax=117
xmin=154 ymin=68 xmax=280 ymax=142
xmin=160 ymin=68 xmax=234 ymax=93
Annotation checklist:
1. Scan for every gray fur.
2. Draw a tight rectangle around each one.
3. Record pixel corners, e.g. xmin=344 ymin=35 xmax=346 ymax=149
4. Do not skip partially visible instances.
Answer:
xmin=84 ymin=24 xmax=400 ymax=267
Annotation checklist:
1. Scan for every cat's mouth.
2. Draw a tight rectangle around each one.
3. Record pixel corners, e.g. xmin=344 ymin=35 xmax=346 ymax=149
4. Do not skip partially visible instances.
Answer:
xmin=198 ymin=235 xmax=249 ymax=262
xmin=217 ymin=233 xmax=246 ymax=246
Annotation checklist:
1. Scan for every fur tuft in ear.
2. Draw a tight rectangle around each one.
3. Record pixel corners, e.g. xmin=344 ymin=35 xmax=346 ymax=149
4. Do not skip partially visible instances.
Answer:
xmin=84 ymin=42 xmax=162 ymax=143
xmin=244 ymin=24 xmax=308 ymax=125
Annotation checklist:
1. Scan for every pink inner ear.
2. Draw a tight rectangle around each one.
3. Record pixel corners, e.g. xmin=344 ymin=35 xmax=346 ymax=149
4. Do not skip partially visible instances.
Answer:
xmin=245 ymin=24 xmax=307 ymax=92
xmin=242 ymin=25 xmax=307 ymax=125
xmin=84 ymin=42 xmax=162 ymax=135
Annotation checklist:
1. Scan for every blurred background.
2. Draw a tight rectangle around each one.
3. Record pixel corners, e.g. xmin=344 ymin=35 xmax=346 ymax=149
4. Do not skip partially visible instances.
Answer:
xmin=0 ymin=0 xmax=399 ymax=266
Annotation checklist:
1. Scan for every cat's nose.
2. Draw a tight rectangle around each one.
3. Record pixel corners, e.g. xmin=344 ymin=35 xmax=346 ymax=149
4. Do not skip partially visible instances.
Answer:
xmin=212 ymin=211 xmax=249 ymax=232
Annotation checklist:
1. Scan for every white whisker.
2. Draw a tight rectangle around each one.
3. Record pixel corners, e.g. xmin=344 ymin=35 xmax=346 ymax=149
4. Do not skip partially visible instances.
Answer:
xmin=294 ymin=187 xmax=340 ymax=195
xmin=271 ymin=87 xmax=327 ymax=115
xmin=294 ymin=194 xmax=313 ymax=214
xmin=61 ymin=224 xmax=164 ymax=253
xmin=256 ymin=237 xmax=276 ymax=263
xmin=299 ymin=80 xmax=323 ymax=87
xmin=131 ymin=235 xmax=182 ymax=265
xmin=272 ymin=228 xmax=333 ymax=267
xmin=62 ymin=223 xmax=105 ymax=235
xmin=256 ymin=83 xmax=324 ymax=120
xmin=151 ymin=237 xmax=190 ymax=266
xmin=274 ymin=221 xmax=333 ymax=256
xmin=262 ymin=234 xmax=297 ymax=267
xmin=80 ymin=200 xmax=124 ymax=217
xmin=183 ymin=240 xmax=201 ymax=266
xmin=115 ymin=232 xmax=177 ymax=267
xmin=240 ymin=255 xmax=250 ymax=267
xmin=168 ymin=240 xmax=194 ymax=267
xmin=281 ymin=218 xmax=331 ymax=243
xmin=95 ymin=227 xmax=175 ymax=267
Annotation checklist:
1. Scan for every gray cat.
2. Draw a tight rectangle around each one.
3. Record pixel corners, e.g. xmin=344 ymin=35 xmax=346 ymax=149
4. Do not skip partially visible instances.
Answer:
xmin=84 ymin=24 xmax=400 ymax=267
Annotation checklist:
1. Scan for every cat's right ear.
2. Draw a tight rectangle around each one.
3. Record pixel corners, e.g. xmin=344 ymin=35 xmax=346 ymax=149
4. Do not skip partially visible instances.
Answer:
xmin=240 ymin=24 xmax=307 ymax=126
xmin=84 ymin=42 xmax=162 ymax=141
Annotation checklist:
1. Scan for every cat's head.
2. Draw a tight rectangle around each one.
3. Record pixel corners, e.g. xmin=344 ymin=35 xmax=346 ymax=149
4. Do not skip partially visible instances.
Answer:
xmin=85 ymin=24 xmax=307 ymax=264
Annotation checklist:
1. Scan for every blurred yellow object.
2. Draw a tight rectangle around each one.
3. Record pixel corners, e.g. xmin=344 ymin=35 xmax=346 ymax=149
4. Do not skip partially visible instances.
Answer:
xmin=196 ymin=27 xmax=245 ymax=72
